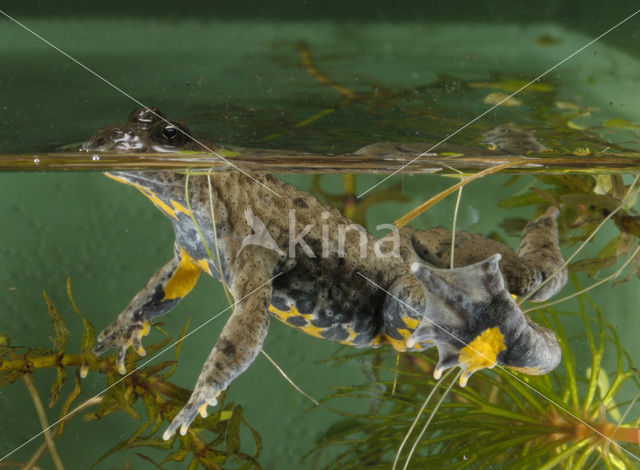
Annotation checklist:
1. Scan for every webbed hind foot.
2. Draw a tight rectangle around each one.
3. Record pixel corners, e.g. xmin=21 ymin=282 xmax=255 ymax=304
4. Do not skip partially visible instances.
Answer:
xmin=409 ymin=255 xmax=561 ymax=386
xmin=163 ymin=386 xmax=221 ymax=440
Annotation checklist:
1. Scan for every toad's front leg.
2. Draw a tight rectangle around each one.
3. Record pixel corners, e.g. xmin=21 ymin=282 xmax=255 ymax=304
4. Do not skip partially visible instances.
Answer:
xmin=93 ymin=242 xmax=203 ymax=374
xmin=162 ymin=247 xmax=278 ymax=440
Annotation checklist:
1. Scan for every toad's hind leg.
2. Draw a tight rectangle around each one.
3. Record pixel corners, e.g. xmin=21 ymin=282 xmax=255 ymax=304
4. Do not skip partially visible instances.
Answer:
xmin=409 ymin=206 xmax=567 ymax=301
xmin=516 ymin=206 xmax=567 ymax=301
xmin=93 ymin=241 xmax=204 ymax=374
xmin=163 ymin=247 xmax=278 ymax=440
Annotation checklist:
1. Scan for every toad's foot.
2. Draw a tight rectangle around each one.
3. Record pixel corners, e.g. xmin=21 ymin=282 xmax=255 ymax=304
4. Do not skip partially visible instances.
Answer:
xmin=162 ymin=387 xmax=222 ymax=440
xmin=409 ymin=255 xmax=561 ymax=386
xmin=91 ymin=244 xmax=202 ymax=375
xmin=92 ymin=319 xmax=150 ymax=374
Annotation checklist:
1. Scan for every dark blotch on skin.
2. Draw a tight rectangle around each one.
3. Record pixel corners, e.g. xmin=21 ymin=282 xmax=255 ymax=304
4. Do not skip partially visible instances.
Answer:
xmin=294 ymin=197 xmax=309 ymax=208
xmin=270 ymin=294 xmax=289 ymax=311
xmin=287 ymin=316 xmax=308 ymax=327
xmin=217 ymin=338 xmax=236 ymax=357
xmin=320 ymin=325 xmax=349 ymax=342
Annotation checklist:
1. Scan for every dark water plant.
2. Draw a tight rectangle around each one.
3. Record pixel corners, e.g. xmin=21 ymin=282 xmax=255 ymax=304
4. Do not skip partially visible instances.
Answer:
xmin=0 ymin=279 xmax=262 ymax=470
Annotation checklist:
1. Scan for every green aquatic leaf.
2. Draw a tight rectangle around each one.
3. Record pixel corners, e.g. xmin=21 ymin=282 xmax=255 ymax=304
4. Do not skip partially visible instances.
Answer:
xmin=26 ymin=347 xmax=55 ymax=359
xmin=162 ymin=449 xmax=191 ymax=464
xmin=226 ymin=405 xmax=243 ymax=455
xmin=186 ymin=458 xmax=200 ymax=470
xmin=48 ymin=365 xmax=67 ymax=407
xmin=85 ymin=381 xmax=141 ymax=421
xmin=42 ymin=290 xmax=69 ymax=350
xmin=242 ymin=415 xmax=263 ymax=464
xmin=0 ymin=370 xmax=25 ymax=386
xmin=164 ymin=317 xmax=191 ymax=379
xmin=498 ymin=190 xmax=550 ymax=208
xmin=561 ymin=192 xmax=621 ymax=213
xmin=67 ymin=277 xmax=95 ymax=353
xmin=161 ymin=448 xmax=191 ymax=464
xmin=93 ymin=432 xmax=173 ymax=467
xmin=603 ymin=118 xmax=640 ymax=129
xmin=56 ymin=370 xmax=83 ymax=437
xmin=570 ymin=256 xmax=617 ymax=274
xmin=140 ymin=336 xmax=172 ymax=356
xmin=0 ymin=334 xmax=21 ymax=360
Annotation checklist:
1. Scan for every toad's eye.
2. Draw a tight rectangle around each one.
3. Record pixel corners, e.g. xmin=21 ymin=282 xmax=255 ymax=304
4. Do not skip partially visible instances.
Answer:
xmin=150 ymin=121 xmax=191 ymax=149
xmin=162 ymin=126 xmax=179 ymax=140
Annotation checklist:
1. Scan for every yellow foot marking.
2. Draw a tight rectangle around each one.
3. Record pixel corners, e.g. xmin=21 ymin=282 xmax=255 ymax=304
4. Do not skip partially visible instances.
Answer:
xmin=134 ymin=321 xmax=151 ymax=356
xmin=198 ymin=402 xmax=208 ymax=418
xmin=79 ymin=361 xmax=89 ymax=378
xmin=114 ymin=320 xmax=152 ymax=374
xmin=458 ymin=327 xmax=506 ymax=386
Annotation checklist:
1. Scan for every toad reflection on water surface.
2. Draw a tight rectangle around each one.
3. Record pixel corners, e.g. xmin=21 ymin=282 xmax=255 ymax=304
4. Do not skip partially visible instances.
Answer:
xmin=83 ymin=107 xmax=568 ymax=440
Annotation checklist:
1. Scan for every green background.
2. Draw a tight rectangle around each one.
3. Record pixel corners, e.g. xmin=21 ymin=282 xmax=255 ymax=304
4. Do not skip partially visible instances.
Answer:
xmin=1 ymin=2 xmax=640 ymax=468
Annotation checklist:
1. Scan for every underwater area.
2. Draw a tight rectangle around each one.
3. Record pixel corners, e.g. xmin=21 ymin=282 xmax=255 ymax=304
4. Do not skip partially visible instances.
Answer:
xmin=1 ymin=1 xmax=640 ymax=468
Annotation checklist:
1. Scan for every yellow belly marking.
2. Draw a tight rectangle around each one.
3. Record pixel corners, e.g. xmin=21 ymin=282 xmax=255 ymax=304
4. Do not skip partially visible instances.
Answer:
xmin=268 ymin=305 xmax=333 ymax=340
xmin=163 ymin=248 xmax=203 ymax=300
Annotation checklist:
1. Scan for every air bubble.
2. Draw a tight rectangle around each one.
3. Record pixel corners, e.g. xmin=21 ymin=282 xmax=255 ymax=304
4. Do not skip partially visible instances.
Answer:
xmin=92 ymin=155 xmax=100 ymax=161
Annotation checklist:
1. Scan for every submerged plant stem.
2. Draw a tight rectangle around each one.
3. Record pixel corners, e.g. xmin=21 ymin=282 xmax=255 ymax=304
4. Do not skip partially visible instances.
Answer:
xmin=22 ymin=441 xmax=46 ymax=470
xmin=394 ymin=162 xmax=517 ymax=228
xmin=0 ymin=352 xmax=85 ymax=374
xmin=6 ymin=150 xmax=640 ymax=173
xmin=450 ymin=187 xmax=463 ymax=269
xmin=392 ymin=368 xmax=454 ymax=470
xmin=402 ymin=370 xmax=462 ymax=470
xmin=260 ymin=349 xmax=318 ymax=406
xmin=23 ymin=375 xmax=65 ymax=470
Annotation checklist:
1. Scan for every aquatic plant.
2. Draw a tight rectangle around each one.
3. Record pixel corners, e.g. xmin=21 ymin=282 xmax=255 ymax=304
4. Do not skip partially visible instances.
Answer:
xmin=0 ymin=279 xmax=262 ymax=469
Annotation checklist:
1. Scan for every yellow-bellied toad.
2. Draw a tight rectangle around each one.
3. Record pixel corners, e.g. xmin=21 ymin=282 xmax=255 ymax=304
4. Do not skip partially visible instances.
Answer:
xmin=83 ymin=107 xmax=568 ymax=440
